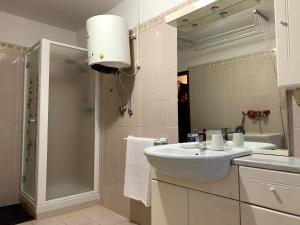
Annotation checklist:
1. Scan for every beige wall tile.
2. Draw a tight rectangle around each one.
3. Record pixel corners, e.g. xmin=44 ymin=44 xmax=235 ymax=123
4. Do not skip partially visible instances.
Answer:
xmin=189 ymin=53 xmax=285 ymax=138
xmin=167 ymin=127 xmax=179 ymax=144
xmin=292 ymin=95 xmax=300 ymax=156
xmin=167 ymin=99 xmax=178 ymax=127
xmin=0 ymin=89 xmax=17 ymax=110
xmin=153 ymin=101 xmax=168 ymax=127
xmin=99 ymin=23 xmax=178 ymax=225
xmin=0 ymin=49 xmax=24 ymax=206
xmin=294 ymin=128 xmax=300 ymax=156
xmin=0 ymin=128 xmax=13 ymax=149
xmin=292 ymin=102 xmax=300 ymax=128
xmin=0 ymin=184 xmax=19 ymax=207
xmin=130 ymin=200 xmax=151 ymax=225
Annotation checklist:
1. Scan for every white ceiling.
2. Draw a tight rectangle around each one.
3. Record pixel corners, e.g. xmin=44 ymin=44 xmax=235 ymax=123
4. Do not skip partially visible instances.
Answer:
xmin=0 ymin=0 xmax=123 ymax=31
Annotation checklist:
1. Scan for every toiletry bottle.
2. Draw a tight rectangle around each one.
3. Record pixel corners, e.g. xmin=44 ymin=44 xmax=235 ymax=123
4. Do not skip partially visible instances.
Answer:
xmin=198 ymin=130 xmax=203 ymax=142
xmin=199 ymin=129 xmax=207 ymax=142
xmin=221 ymin=128 xmax=229 ymax=141
xmin=187 ymin=133 xmax=196 ymax=142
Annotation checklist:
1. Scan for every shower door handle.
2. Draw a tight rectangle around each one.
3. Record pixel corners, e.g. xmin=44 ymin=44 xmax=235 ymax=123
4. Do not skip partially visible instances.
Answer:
xmin=29 ymin=119 xmax=36 ymax=123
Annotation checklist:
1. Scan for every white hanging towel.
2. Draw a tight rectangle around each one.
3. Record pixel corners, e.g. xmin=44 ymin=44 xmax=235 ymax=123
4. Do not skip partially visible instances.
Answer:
xmin=123 ymin=136 xmax=155 ymax=207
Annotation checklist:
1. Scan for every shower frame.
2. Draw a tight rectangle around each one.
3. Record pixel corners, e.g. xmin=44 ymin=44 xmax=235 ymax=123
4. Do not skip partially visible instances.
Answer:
xmin=20 ymin=39 xmax=100 ymax=216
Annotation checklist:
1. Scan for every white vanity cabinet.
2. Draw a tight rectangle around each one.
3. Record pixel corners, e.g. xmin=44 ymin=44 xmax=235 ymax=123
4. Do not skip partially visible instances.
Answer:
xmin=151 ymin=180 xmax=188 ymax=225
xmin=151 ymin=166 xmax=240 ymax=225
xmin=189 ymin=190 xmax=240 ymax=225
xmin=151 ymin=180 xmax=240 ymax=225
xmin=151 ymin=165 xmax=300 ymax=225
xmin=275 ymin=0 xmax=300 ymax=88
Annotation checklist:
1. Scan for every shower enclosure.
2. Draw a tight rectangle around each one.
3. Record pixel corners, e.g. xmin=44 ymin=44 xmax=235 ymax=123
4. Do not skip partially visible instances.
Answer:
xmin=21 ymin=39 xmax=99 ymax=216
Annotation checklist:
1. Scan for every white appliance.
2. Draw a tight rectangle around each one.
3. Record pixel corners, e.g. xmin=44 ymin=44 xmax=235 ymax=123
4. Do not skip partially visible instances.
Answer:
xmin=86 ymin=15 xmax=131 ymax=73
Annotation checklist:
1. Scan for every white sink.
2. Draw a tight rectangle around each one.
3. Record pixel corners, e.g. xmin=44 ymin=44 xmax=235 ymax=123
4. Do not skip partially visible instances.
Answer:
xmin=144 ymin=144 xmax=252 ymax=182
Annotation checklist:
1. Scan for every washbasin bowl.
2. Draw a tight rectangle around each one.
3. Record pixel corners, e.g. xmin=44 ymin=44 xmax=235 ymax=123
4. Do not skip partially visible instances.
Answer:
xmin=144 ymin=144 xmax=252 ymax=182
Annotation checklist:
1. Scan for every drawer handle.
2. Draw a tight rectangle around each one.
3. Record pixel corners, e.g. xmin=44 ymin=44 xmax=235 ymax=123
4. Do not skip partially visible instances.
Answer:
xmin=269 ymin=186 xmax=283 ymax=203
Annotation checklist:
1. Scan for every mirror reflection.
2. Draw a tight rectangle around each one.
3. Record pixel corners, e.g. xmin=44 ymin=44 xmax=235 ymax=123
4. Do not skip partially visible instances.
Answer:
xmin=175 ymin=0 xmax=288 ymax=154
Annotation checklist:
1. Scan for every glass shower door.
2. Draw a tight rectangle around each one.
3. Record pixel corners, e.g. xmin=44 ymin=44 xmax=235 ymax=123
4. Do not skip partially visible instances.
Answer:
xmin=46 ymin=43 xmax=95 ymax=200
xmin=22 ymin=47 xmax=39 ymax=200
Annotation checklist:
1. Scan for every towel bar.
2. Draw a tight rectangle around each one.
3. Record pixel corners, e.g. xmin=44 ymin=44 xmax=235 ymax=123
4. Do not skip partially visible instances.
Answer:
xmin=123 ymin=137 xmax=168 ymax=145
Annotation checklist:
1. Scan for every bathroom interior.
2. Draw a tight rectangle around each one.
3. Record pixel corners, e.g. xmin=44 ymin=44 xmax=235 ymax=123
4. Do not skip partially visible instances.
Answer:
xmin=0 ymin=0 xmax=300 ymax=225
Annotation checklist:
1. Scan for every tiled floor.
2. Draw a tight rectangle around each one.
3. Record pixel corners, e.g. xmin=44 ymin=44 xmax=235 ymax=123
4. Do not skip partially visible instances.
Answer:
xmin=18 ymin=205 xmax=137 ymax=225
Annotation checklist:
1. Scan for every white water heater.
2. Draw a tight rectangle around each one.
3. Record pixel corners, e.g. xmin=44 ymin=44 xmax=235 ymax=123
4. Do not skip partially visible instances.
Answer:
xmin=86 ymin=15 xmax=131 ymax=73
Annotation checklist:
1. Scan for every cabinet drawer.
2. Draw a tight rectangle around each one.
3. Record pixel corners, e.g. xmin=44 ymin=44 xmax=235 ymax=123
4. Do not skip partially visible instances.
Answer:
xmin=240 ymin=166 xmax=300 ymax=216
xmin=241 ymin=203 xmax=300 ymax=225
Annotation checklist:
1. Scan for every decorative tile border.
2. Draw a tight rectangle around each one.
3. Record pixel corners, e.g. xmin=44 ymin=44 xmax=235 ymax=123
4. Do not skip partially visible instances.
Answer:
xmin=189 ymin=50 xmax=276 ymax=71
xmin=134 ymin=0 xmax=198 ymax=33
xmin=0 ymin=42 xmax=28 ymax=52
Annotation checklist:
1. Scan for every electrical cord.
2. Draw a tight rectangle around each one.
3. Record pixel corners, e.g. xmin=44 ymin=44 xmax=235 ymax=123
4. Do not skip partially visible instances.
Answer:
xmin=119 ymin=66 xmax=141 ymax=77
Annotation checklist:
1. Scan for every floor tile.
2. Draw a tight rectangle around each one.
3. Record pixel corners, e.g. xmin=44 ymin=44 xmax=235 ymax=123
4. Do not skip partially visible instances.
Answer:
xmin=17 ymin=205 xmax=138 ymax=225
xmin=57 ymin=211 xmax=94 ymax=225
xmin=115 ymin=222 xmax=137 ymax=225
xmin=31 ymin=217 xmax=65 ymax=225
xmin=79 ymin=205 xmax=128 ymax=225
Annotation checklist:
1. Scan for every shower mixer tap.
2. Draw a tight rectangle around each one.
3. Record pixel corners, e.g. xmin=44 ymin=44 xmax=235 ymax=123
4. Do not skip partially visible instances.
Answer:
xmin=128 ymin=108 xmax=133 ymax=117
xmin=119 ymin=106 xmax=127 ymax=114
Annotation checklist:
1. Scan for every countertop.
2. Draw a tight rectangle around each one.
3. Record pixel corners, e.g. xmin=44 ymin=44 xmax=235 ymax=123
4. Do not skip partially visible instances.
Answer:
xmin=232 ymin=154 xmax=300 ymax=174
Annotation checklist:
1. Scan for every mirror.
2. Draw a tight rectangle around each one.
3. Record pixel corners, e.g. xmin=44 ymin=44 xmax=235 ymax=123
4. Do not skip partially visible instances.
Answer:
xmin=169 ymin=0 xmax=288 ymax=155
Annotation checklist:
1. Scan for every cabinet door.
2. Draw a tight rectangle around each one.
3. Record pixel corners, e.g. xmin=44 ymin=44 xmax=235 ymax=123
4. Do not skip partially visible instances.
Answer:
xmin=275 ymin=0 xmax=300 ymax=88
xmin=151 ymin=180 xmax=188 ymax=225
xmin=241 ymin=203 xmax=300 ymax=225
xmin=189 ymin=190 xmax=240 ymax=225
